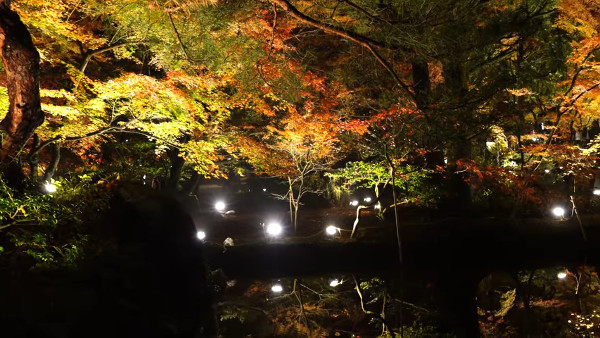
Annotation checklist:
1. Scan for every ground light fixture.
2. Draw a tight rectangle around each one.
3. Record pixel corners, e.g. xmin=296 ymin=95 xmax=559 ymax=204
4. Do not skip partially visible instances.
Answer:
xmin=271 ymin=283 xmax=283 ymax=293
xmin=43 ymin=182 xmax=57 ymax=194
xmin=329 ymin=279 xmax=340 ymax=287
xmin=552 ymin=206 xmax=566 ymax=218
xmin=266 ymin=222 xmax=283 ymax=237
xmin=215 ymin=201 xmax=226 ymax=212
xmin=196 ymin=231 xmax=206 ymax=241
xmin=325 ymin=225 xmax=338 ymax=236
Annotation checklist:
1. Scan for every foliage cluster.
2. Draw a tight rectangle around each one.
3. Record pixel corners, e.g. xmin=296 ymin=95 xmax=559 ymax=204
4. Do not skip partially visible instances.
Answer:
xmin=0 ymin=175 xmax=110 ymax=269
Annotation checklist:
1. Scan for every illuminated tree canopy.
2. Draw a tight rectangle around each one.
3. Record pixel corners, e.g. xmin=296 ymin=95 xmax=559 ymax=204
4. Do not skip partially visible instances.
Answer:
xmin=0 ymin=0 xmax=597 ymax=231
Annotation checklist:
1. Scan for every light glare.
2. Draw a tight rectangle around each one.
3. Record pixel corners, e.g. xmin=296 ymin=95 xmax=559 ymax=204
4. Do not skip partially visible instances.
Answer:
xmin=329 ymin=279 xmax=340 ymax=287
xmin=594 ymin=189 xmax=600 ymax=196
xmin=326 ymin=225 xmax=337 ymax=236
xmin=271 ymin=284 xmax=283 ymax=293
xmin=350 ymin=200 xmax=359 ymax=207
xmin=196 ymin=231 xmax=206 ymax=240
xmin=557 ymin=272 xmax=567 ymax=279
xmin=364 ymin=197 xmax=372 ymax=203
xmin=43 ymin=183 xmax=57 ymax=193
xmin=266 ymin=222 xmax=282 ymax=236
xmin=215 ymin=201 xmax=226 ymax=212
xmin=552 ymin=206 xmax=566 ymax=218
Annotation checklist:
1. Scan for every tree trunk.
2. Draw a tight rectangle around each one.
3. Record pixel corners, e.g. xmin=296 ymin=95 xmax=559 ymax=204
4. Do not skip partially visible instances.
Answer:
xmin=167 ymin=148 xmax=185 ymax=191
xmin=0 ymin=2 xmax=44 ymax=164
xmin=27 ymin=133 xmax=39 ymax=179
xmin=42 ymin=142 xmax=60 ymax=183
xmin=412 ymin=60 xmax=430 ymax=110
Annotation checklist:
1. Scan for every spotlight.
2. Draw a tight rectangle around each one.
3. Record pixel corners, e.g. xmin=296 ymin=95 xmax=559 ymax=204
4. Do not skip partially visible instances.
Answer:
xmin=594 ymin=189 xmax=600 ymax=196
xmin=196 ymin=231 xmax=206 ymax=240
xmin=215 ymin=201 xmax=226 ymax=212
xmin=349 ymin=200 xmax=359 ymax=207
xmin=266 ymin=222 xmax=282 ymax=237
xmin=326 ymin=225 xmax=338 ymax=236
xmin=557 ymin=272 xmax=567 ymax=279
xmin=43 ymin=182 xmax=57 ymax=193
xmin=364 ymin=197 xmax=372 ymax=203
xmin=329 ymin=279 xmax=340 ymax=287
xmin=552 ymin=206 xmax=566 ymax=218
xmin=271 ymin=284 xmax=283 ymax=293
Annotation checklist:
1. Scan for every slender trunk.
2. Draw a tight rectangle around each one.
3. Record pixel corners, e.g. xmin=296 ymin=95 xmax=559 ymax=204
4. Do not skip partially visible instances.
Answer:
xmin=182 ymin=171 xmax=201 ymax=196
xmin=42 ymin=142 xmax=60 ymax=183
xmin=0 ymin=2 xmax=44 ymax=164
xmin=288 ymin=177 xmax=294 ymax=231
xmin=28 ymin=133 xmax=39 ymax=180
xmin=351 ymin=205 xmax=367 ymax=238
xmin=167 ymin=148 xmax=185 ymax=191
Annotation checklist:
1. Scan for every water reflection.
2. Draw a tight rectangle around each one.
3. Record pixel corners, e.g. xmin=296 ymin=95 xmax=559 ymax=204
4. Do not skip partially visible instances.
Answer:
xmin=214 ymin=273 xmax=439 ymax=337
xmin=478 ymin=266 xmax=600 ymax=337
xmin=211 ymin=266 xmax=600 ymax=336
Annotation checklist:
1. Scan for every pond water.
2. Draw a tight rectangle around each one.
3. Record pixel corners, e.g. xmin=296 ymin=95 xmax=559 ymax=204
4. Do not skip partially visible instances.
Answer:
xmin=211 ymin=265 xmax=600 ymax=337
xmin=189 ymin=185 xmax=600 ymax=336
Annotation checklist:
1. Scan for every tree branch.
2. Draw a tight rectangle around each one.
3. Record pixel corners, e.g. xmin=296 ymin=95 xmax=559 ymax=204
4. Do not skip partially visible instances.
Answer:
xmin=80 ymin=41 xmax=140 ymax=74
xmin=269 ymin=0 xmax=414 ymax=98
xmin=167 ymin=10 xmax=190 ymax=60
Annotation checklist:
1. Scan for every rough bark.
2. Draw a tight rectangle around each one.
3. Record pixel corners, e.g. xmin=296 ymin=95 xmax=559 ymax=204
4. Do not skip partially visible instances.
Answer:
xmin=0 ymin=2 xmax=44 ymax=163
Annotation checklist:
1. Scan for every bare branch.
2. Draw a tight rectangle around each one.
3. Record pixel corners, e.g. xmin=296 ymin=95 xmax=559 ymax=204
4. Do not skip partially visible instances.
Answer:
xmin=167 ymin=10 xmax=190 ymax=60
xmin=269 ymin=0 xmax=414 ymax=99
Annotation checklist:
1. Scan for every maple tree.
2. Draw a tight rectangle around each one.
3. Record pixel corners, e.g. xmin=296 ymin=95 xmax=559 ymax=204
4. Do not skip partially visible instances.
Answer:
xmin=0 ymin=1 xmax=43 ymax=167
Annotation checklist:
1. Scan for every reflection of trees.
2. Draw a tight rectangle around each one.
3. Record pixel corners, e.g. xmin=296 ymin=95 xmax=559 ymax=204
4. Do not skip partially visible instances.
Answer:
xmin=215 ymin=275 xmax=437 ymax=336
xmin=478 ymin=266 xmax=600 ymax=336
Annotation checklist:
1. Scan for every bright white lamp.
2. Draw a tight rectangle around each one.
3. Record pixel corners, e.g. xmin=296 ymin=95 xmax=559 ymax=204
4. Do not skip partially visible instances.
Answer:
xmin=43 ymin=182 xmax=57 ymax=193
xmin=215 ymin=201 xmax=226 ymax=212
xmin=266 ymin=222 xmax=282 ymax=237
xmin=326 ymin=225 xmax=338 ymax=236
xmin=271 ymin=284 xmax=283 ymax=293
xmin=552 ymin=206 xmax=566 ymax=218
xmin=196 ymin=231 xmax=206 ymax=240
xmin=557 ymin=271 xmax=567 ymax=279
